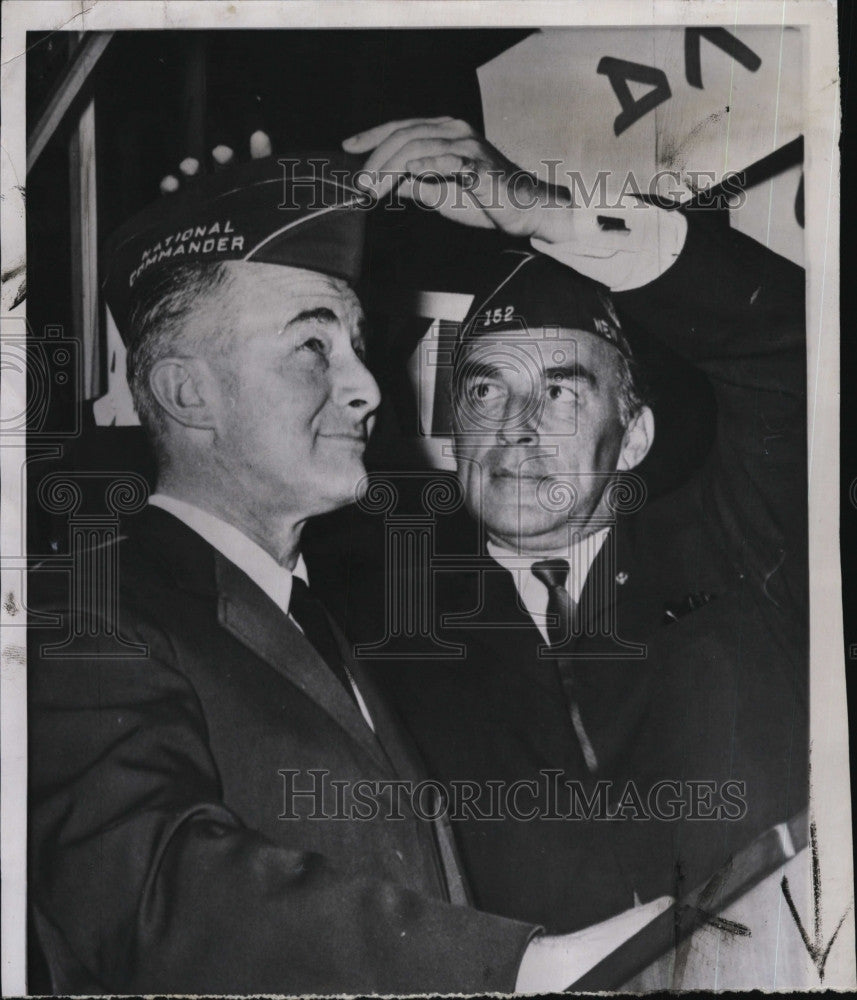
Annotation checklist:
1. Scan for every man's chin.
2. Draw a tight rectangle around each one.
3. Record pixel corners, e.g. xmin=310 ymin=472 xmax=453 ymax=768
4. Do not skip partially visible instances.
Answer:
xmin=476 ymin=501 xmax=566 ymax=546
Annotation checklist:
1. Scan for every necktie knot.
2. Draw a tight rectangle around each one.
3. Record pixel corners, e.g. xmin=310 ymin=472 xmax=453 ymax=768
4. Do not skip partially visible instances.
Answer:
xmin=531 ymin=558 xmax=571 ymax=593
xmin=531 ymin=558 xmax=575 ymax=648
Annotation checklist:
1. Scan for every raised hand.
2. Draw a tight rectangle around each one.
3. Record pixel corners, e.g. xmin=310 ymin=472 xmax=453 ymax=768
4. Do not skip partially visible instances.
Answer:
xmin=342 ymin=116 xmax=577 ymax=243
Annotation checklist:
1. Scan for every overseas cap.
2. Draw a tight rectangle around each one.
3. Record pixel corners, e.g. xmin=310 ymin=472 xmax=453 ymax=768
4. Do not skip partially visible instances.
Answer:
xmin=457 ymin=249 xmax=633 ymax=360
xmin=102 ymin=154 xmax=373 ymax=343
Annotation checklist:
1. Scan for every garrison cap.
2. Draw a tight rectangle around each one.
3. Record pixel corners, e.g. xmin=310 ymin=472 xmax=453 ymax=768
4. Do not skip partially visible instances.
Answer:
xmin=102 ymin=153 xmax=373 ymax=343
xmin=457 ymin=249 xmax=633 ymax=360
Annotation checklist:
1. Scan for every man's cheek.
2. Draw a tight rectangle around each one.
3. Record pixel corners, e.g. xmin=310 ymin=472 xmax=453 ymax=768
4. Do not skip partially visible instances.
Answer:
xmin=591 ymin=426 xmax=626 ymax=472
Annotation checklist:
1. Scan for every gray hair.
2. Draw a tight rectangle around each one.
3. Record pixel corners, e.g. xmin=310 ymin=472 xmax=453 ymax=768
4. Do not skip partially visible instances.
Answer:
xmin=125 ymin=262 xmax=235 ymax=444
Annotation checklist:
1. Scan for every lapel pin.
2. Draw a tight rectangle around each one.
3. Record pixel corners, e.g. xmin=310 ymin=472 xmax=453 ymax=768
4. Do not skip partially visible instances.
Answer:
xmin=615 ymin=571 xmax=629 ymax=585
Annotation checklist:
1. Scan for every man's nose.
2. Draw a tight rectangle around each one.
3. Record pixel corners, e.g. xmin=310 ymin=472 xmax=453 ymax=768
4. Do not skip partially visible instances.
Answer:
xmin=337 ymin=352 xmax=381 ymax=416
xmin=496 ymin=395 xmax=541 ymax=446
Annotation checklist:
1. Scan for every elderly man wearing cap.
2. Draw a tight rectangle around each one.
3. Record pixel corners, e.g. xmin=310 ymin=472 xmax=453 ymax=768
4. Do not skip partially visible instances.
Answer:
xmin=27 ymin=153 xmax=676 ymax=995
xmin=342 ymin=117 xmax=808 ymax=969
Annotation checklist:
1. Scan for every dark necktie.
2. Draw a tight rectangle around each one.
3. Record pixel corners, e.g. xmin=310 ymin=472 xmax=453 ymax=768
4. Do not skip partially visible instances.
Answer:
xmin=531 ymin=558 xmax=599 ymax=773
xmin=531 ymin=558 xmax=576 ymax=647
xmin=289 ymin=576 xmax=357 ymax=704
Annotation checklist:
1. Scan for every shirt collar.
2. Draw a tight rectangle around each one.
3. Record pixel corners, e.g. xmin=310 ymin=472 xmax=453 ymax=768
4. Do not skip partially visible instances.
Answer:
xmin=487 ymin=528 xmax=610 ymax=642
xmin=149 ymin=493 xmax=307 ymax=616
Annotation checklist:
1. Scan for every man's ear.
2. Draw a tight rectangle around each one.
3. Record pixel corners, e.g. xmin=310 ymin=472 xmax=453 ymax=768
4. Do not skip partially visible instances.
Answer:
xmin=148 ymin=357 xmax=220 ymax=430
xmin=617 ymin=405 xmax=655 ymax=471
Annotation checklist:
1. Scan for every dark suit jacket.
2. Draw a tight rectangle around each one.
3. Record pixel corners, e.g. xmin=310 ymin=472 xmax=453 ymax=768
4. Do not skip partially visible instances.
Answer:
xmin=27 ymin=507 xmax=535 ymax=995
xmin=353 ymin=213 xmax=809 ymax=935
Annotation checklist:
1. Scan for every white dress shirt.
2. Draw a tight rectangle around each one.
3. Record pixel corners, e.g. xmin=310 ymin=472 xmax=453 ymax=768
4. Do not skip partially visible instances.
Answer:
xmin=148 ymin=493 xmax=374 ymax=729
xmin=487 ymin=528 xmax=611 ymax=644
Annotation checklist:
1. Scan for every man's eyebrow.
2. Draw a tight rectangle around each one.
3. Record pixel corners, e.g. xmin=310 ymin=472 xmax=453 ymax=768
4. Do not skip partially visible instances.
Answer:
xmin=544 ymin=364 xmax=597 ymax=386
xmin=283 ymin=306 xmax=339 ymax=328
xmin=461 ymin=361 xmax=505 ymax=381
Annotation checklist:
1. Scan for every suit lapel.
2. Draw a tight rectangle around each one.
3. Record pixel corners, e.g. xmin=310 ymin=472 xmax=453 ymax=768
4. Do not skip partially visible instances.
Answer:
xmin=444 ymin=560 xmax=551 ymax=651
xmin=215 ymin=551 xmax=393 ymax=774
xmin=575 ymin=518 xmax=656 ymax=649
xmin=569 ymin=520 xmax=663 ymax=773
xmin=129 ymin=506 xmax=401 ymax=774
xmin=344 ymin=649 xmax=427 ymax=784
xmin=439 ymin=560 xmax=570 ymax=706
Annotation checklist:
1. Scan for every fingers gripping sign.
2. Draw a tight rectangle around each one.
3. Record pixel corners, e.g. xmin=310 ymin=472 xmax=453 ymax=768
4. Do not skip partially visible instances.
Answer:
xmin=342 ymin=117 xmax=576 ymax=241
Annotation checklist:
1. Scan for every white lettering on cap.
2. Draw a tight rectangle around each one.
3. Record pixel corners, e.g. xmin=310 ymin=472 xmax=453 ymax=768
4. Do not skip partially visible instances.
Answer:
xmin=482 ymin=305 xmax=515 ymax=326
xmin=127 ymin=221 xmax=244 ymax=287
